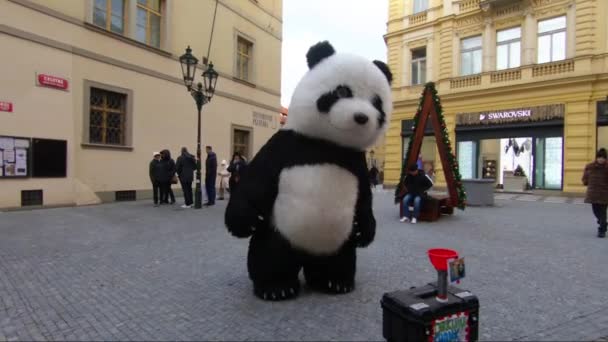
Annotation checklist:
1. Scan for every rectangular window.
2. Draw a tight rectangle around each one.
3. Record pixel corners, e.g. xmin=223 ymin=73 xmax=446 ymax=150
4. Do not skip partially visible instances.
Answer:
xmin=460 ymin=36 xmax=482 ymax=76
xmin=411 ymin=47 xmax=427 ymax=85
xmin=136 ymin=0 xmax=162 ymax=48
xmin=89 ymin=88 xmax=127 ymax=145
xmin=537 ymin=16 xmax=566 ymax=64
xmin=457 ymin=141 xmax=477 ymax=179
xmin=496 ymin=27 xmax=521 ymax=70
xmin=233 ymin=128 xmax=251 ymax=159
xmin=236 ymin=37 xmax=253 ymax=81
xmin=413 ymin=0 xmax=428 ymax=14
xmin=93 ymin=0 xmax=125 ymax=34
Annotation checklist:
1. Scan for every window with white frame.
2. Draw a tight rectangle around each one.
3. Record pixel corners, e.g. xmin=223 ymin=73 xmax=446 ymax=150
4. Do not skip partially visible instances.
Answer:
xmin=411 ymin=48 xmax=427 ymax=85
xmin=413 ymin=0 xmax=428 ymax=14
xmin=460 ymin=36 xmax=482 ymax=76
xmin=496 ymin=27 xmax=521 ymax=70
xmin=136 ymin=0 xmax=162 ymax=48
xmin=537 ymin=16 xmax=566 ymax=64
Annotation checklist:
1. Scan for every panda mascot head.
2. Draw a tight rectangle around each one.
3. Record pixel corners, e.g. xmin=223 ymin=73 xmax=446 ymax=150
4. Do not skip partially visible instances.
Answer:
xmin=285 ymin=41 xmax=393 ymax=150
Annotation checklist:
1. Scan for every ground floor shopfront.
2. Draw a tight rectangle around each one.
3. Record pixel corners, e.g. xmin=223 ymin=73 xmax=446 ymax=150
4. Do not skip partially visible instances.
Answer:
xmin=385 ymin=80 xmax=608 ymax=195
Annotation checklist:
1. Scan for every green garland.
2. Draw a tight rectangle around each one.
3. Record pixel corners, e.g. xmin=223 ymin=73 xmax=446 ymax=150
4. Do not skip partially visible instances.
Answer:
xmin=394 ymin=82 xmax=467 ymax=210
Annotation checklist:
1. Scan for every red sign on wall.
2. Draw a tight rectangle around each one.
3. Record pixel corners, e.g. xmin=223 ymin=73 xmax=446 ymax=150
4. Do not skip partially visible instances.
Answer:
xmin=37 ymin=74 xmax=69 ymax=90
xmin=0 ymin=101 xmax=13 ymax=112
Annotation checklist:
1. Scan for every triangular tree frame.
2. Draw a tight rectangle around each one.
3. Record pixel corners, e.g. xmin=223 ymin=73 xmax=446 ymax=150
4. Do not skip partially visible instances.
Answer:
xmin=397 ymin=82 xmax=466 ymax=210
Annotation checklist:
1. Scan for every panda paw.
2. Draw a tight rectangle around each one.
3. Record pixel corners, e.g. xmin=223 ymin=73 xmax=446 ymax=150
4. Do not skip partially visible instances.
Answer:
xmin=254 ymin=284 xmax=300 ymax=301
xmin=310 ymin=279 xmax=355 ymax=294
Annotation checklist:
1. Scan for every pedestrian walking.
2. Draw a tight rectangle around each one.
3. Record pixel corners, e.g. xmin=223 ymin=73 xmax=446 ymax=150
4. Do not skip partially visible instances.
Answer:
xmin=227 ymin=152 xmax=246 ymax=195
xmin=582 ymin=148 xmax=608 ymax=238
xmin=398 ymin=163 xmax=433 ymax=224
xmin=369 ymin=166 xmax=379 ymax=189
xmin=204 ymin=146 xmax=217 ymax=206
xmin=149 ymin=152 xmax=161 ymax=206
xmin=176 ymin=147 xmax=197 ymax=208
xmin=218 ymin=159 xmax=230 ymax=200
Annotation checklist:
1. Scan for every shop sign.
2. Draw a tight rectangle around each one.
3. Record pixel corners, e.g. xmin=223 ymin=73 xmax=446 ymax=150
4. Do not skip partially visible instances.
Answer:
xmin=36 ymin=73 xmax=69 ymax=91
xmin=0 ymin=101 xmax=13 ymax=112
xmin=457 ymin=104 xmax=564 ymax=126
xmin=253 ymin=112 xmax=277 ymax=129
xmin=431 ymin=311 xmax=470 ymax=342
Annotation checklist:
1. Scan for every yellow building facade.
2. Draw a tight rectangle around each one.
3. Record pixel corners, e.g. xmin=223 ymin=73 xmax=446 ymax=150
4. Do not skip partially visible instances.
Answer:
xmin=384 ymin=0 xmax=608 ymax=194
xmin=0 ymin=0 xmax=282 ymax=208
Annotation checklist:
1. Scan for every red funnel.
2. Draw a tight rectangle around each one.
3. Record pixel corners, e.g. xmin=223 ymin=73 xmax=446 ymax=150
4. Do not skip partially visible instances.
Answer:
xmin=428 ymin=248 xmax=458 ymax=271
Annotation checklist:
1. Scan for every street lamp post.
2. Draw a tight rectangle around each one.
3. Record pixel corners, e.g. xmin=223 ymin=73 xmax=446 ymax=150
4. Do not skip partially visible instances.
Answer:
xmin=179 ymin=46 xmax=219 ymax=209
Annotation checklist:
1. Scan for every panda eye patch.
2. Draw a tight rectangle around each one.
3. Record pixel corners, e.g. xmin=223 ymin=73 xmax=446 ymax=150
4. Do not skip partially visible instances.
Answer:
xmin=373 ymin=95 xmax=386 ymax=127
xmin=316 ymin=85 xmax=353 ymax=113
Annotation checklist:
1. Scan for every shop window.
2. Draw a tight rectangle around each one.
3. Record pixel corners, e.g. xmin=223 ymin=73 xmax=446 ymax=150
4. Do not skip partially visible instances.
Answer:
xmin=93 ymin=0 xmax=125 ymax=34
xmin=236 ymin=37 xmax=253 ymax=82
xmin=460 ymin=36 xmax=482 ymax=76
xmin=457 ymin=141 xmax=477 ymax=179
xmin=496 ymin=27 xmax=521 ymax=70
xmin=136 ymin=0 xmax=162 ymax=48
xmin=89 ymin=87 xmax=127 ymax=146
xmin=537 ymin=16 xmax=566 ymax=64
xmin=233 ymin=128 xmax=251 ymax=160
xmin=411 ymin=47 xmax=427 ymax=85
xmin=413 ymin=0 xmax=428 ymax=14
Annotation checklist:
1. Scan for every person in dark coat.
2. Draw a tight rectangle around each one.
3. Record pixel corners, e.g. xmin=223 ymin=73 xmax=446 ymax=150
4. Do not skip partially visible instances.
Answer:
xmin=158 ymin=149 xmax=176 ymax=204
xmin=582 ymin=148 xmax=608 ymax=238
xmin=369 ymin=166 xmax=379 ymax=188
xmin=176 ymin=147 xmax=197 ymax=208
xmin=149 ymin=152 xmax=161 ymax=206
xmin=399 ymin=163 xmax=433 ymax=224
xmin=227 ymin=152 xmax=246 ymax=195
xmin=204 ymin=146 xmax=218 ymax=206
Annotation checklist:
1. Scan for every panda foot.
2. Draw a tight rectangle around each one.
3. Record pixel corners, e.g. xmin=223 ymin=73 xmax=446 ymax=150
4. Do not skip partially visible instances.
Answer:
xmin=253 ymin=283 xmax=300 ymax=301
xmin=309 ymin=279 xmax=355 ymax=294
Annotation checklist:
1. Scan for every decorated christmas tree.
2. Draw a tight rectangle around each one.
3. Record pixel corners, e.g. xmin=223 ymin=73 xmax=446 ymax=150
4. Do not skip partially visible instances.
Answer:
xmin=394 ymin=82 xmax=467 ymax=210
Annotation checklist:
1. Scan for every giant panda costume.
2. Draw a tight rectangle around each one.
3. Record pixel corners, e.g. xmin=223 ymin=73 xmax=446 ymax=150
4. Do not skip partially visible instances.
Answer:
xmin=225 ymin=41 xmax=393 ymax=301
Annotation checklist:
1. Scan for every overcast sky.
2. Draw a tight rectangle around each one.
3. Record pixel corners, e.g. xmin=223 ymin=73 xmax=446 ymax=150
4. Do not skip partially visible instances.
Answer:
xmin=280 ymin=0 xmax=389 ymax=108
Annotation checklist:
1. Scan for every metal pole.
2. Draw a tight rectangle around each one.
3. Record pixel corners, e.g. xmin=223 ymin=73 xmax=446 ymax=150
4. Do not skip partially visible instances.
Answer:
xmin=193 ymin=83 xmax=204 ymax=209
xmin=436 ymin=270 xmax=448 ymax=303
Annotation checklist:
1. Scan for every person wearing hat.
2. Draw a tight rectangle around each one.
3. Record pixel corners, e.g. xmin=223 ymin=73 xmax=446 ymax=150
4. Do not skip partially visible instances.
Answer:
xmin=149 ymin=152 xmax=162 ymax=206
xmin=217 ymin=159 xmax=230 ymax=200
xmin=582 ymin=148 xmax=608 ymax=238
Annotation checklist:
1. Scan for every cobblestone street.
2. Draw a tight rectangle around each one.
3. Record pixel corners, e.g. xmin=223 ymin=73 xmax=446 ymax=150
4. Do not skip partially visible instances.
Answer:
xmin=1 ymin=192 xmax=607 ymax=341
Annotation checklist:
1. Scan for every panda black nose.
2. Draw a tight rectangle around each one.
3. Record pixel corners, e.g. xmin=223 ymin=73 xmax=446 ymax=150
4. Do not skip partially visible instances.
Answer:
xmin=354 ymin=113 xmax=369 ymax=125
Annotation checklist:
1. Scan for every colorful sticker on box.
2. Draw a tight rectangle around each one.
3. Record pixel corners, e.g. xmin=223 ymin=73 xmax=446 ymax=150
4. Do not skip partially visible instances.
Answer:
xmin=431 ymin=311 xmax=469 ymax=342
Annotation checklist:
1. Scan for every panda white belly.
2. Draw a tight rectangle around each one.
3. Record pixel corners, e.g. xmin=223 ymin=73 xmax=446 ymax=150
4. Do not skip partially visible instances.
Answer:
xmin=272 ymin=164 xmax=359 ymax=255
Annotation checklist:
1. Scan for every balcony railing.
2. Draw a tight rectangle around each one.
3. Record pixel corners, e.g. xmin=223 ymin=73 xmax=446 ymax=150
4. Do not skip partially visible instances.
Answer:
xmin=450 ymin=75 xmax=482 ymax=89
xmin=410 ymin=11 xmax=428 ymax=26
xmin=532 ymin=60 xmax=575 ymax=77
xmin=459 ymin=0 xmax=480 ymax=12
xmin=491 ymin=69 xmax=522 ymax=83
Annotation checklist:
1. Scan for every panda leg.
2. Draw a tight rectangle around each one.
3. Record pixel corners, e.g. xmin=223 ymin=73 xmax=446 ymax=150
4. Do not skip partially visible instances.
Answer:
xmin=303 ymin=241 xmax=356 ymax=294
xmin=247 ymin=232 xmax=302 ymax=301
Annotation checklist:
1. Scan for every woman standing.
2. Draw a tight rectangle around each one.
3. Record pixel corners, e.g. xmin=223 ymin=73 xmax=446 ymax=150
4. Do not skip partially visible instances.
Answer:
xmin=227 ymin=152 xmax=246 ymax=195
xmin=217 ymin=159 xmax=230 ymax=200
xmin=582 ymin=148 xmax=608 ymax=238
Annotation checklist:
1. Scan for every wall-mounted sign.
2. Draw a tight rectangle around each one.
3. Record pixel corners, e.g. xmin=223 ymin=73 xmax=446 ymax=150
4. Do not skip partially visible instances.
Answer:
xmin=0 ymin=101 xmax=13 ymax=112
xmin=253 ymin=112 xmax=277 ymax=129
xmin=456 ymin=104 xmax=564 ymax=126
xmin=36 ymin=73 xmax=69 ymax=91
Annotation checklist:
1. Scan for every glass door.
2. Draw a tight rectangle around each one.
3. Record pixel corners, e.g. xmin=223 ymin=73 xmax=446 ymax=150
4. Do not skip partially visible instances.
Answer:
xmin=534 ymin=137 xmax=563 ymax=189
xmin=457 ymin=141 xmax=477 ymax=179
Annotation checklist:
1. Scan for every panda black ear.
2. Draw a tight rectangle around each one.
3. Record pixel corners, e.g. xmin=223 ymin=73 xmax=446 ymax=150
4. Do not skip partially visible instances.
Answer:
xmin=306 ymin=41 xmax=336 ymax=69
xmin=373 ymin=60 xmax=393 ymax=85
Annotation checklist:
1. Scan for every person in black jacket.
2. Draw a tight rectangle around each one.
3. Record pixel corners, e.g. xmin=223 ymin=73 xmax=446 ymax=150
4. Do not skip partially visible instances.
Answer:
xmin=149 ymin=152 xmax=161 ymax=206
xmin=176 ymin=147 xmax=197 ymax=208
xmin=158 ymin=149 xmax=176 ymax=204
xmin=227 ymin=152 xmax=246 ymax=195
xmin=204 ymin=146 xmax=218 ymax=206
xmin=399 ymin=163 xmax=433 ymax=224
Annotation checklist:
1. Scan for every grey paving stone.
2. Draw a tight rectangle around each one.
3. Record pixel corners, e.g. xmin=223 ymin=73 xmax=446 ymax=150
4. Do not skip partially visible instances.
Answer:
xmin=0 ymin=195 xmax=607 ymax=341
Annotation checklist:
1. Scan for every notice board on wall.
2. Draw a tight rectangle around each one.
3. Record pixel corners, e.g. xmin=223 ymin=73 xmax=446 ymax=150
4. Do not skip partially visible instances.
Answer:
xmin=0 ymin=136 xmax=31 ymax=178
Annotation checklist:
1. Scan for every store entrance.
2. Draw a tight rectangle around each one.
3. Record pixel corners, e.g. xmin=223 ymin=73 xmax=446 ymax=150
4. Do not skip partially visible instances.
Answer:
xmin=456 ymin=134 xmax=563 ymax=191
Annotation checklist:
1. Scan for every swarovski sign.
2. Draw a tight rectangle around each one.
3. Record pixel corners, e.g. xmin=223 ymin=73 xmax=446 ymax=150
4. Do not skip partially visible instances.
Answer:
xmin=456 ymin=104 xmax=564 ymax=126
xmin=479 ymin=109 xmax=532 ymax=121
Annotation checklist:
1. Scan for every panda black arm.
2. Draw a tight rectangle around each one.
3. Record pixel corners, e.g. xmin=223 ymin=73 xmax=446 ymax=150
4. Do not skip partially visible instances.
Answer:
xmin=353 ymin=154 xmax=376 ymax=248
xmin=224 ymin=132 xmax=284 ymax=238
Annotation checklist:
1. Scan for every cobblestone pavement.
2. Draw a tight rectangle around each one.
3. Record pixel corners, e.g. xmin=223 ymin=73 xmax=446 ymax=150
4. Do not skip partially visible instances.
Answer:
xmin=1 ymin=192 xmax=607 ymax=341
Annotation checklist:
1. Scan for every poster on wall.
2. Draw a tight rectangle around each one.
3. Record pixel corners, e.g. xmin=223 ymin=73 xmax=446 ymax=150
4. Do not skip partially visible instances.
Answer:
xmin=0 ymin=136 xmax=30 ymax=178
